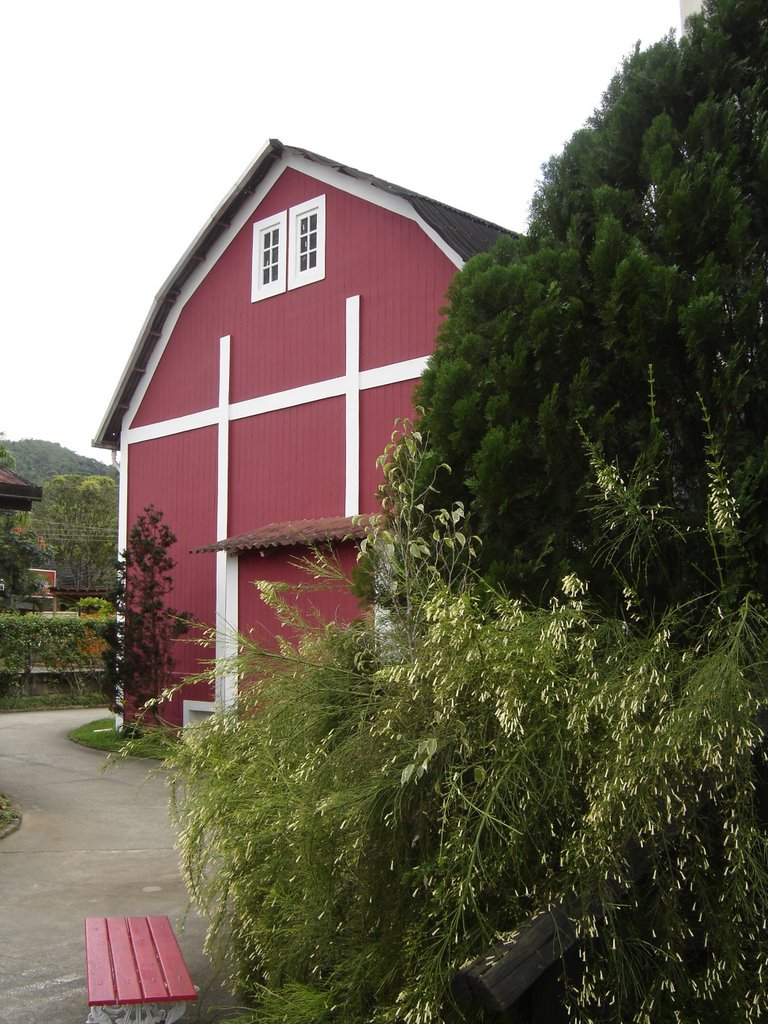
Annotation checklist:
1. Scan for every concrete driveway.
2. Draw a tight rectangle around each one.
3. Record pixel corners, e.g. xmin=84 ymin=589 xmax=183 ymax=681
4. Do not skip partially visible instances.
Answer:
xmin=0 ymin=707 xmax=241 ymax=1023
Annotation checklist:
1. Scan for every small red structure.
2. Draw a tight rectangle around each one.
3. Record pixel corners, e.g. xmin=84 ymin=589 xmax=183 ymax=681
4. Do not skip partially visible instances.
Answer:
xmin=95 ymin=141 xmax=511 ymax=726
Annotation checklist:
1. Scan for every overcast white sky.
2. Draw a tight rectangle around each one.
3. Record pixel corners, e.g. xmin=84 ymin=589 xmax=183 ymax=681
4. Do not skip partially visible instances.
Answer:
xmin=1 ymin=0 xmax=683 ymax=465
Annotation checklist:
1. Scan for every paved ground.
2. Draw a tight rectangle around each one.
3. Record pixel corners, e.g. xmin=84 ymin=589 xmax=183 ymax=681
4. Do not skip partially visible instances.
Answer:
xmin=0 ymin=707 xmax=241 ymax=1023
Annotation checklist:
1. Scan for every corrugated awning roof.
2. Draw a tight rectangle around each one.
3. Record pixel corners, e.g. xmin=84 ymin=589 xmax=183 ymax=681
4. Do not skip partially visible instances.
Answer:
xmin=0 ymin=467 xmax=43 ymax=512
xmin=193 ymin=515 xmax=368 ymax=555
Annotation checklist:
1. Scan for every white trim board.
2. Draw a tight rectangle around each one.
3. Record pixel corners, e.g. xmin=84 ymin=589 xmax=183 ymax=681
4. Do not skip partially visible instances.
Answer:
xmin=345 ymin=296 xmax=361 ymax=517
xmin=286 ymin=153 xmax=465 ymax=270
xmin=125 ymin=356 xmax=428 ymax=448
xmin=183 ymin=700 xmax=216 ymax=725
xmin=216 ymin=336 xmax=231 ymax=540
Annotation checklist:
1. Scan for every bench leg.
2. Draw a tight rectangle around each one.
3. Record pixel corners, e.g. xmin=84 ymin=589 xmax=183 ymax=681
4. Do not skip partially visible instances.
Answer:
xmin=86 ymin=1003 xmax=190 ymax=1024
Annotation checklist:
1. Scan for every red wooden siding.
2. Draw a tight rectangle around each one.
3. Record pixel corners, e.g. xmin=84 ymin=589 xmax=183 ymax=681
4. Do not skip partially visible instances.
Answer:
xmin=238 ymin=543 xmax=362 ymax=655
xmin=229 ymin=272 xmax=347 ymax=403
xmin=228 ymin=399 xmax=346 ymax=536
xmin=132 ymin=169 xmax=455 ymax=430
xmin=130 ymin=321 xmax=219 ymax=429
xmin=359 ymin=379 xmax=419 ymax=514
xmin=126 ymin=429 xmax=218 ymax=719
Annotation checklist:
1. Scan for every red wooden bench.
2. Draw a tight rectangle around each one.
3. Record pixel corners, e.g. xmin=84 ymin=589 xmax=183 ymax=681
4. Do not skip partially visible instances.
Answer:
xmin=84 ymin=915 xmax=198 ymax=1024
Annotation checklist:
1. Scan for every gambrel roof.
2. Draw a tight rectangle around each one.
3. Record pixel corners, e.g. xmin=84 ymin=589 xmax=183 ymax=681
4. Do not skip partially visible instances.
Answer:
xmin=94 ymin=140 xmax=514 ymax=452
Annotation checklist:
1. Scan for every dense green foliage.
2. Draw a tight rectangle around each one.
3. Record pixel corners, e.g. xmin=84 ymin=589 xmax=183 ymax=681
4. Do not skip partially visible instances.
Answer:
xmin=116 ymin=506 xmax=188 ymax=720
xmin=0 ymin=612 xmax=111 ymax=693
xmin=0 ymin=514 xmax=48 ymax=605
xmin=4 ymin=438 xmax=117 ymax=486
xmin=30 ymin=474 xmax=118 ymax=588
xmin=0 ymin=435 xmax=15 ymax=470
xmin=166 ymin=429 xmax=768 ymax=1024
xmin=418 ymin=0 xmax=768 ymax=611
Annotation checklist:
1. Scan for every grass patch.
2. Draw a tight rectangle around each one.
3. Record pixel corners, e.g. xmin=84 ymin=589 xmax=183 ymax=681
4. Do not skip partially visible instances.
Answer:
xmin=68 ymin=717 xmax=125 ymax=753
xmin=0 ymin=792 xmax=19 ymax=831
xmin=68 ymin=717 xmax=171 ymax=759
xmin=0 ymin=692 xmax=108 ymax=713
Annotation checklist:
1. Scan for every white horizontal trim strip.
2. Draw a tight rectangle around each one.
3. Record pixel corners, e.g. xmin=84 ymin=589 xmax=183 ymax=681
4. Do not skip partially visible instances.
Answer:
xmin=360 ymin=355 xmax=429 ymax=390
xmin=125 ymin=355 xmax=430 ymax=447
xmin=229 ymin=375 xmax=346 ymax=421
xmin=127 ymin=407 xmax=218 ymax=444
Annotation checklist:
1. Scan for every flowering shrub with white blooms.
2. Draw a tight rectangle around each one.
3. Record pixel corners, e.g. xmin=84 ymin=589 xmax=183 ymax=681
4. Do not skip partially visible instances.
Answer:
xmin=165 ymin=425 xmax=768 ymax=1024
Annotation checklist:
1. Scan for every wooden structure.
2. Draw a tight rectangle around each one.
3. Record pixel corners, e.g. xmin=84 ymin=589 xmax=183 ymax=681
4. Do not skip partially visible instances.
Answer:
xmin=0 ymin=467 xmax=42 ymax=513
xmin=84 ymin=915 xmax=197 ymax=1024
xmin=453 ymin=906 xmax=579 ymax=1022
xmin=94 ymin=140 xmax=512 ymax=726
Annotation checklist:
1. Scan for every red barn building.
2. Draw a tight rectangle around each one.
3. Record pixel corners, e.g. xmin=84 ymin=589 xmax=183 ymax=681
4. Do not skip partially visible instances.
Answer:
xmin=95 ymin=141 xmax=510 ymax=726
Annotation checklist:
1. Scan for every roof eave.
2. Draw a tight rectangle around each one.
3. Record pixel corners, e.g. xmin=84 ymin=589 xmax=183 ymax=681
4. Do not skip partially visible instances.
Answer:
xmin=0 ymin=472 xmax=43 ymax=513
xmin=93 ymin=138 xmax=285 ymax=450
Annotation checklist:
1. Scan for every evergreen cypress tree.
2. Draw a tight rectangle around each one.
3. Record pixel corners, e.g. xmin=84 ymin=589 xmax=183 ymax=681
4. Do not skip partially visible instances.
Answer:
xmin=116 ymin=505 xmax=188 ymax=721
xmin=419 ymin=0 xmax=768 ymax=611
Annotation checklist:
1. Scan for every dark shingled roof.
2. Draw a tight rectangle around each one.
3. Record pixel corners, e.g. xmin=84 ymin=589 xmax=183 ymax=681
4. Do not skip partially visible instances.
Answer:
xmin=286 ymin=144 xmax=513 ymax=262
xmin=193 ymin=516 xmax=367 ymax=555
xmin=95 ymin=139 xmax=515 ymax=452
xmin=0 ymin=467 xmax=43 ymax=513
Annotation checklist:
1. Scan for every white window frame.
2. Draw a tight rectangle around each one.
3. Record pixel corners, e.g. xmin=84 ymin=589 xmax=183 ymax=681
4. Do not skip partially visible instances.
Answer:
xmin=288 ymin=195 xmax=326 ymax=290
xmin=251 ymin=210 xmax=287 ymax=302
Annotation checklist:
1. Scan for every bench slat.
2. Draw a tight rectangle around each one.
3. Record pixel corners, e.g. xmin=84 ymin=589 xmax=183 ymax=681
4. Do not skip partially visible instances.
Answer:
xmin=85 ymin=915 xmax=198 ymax=1007
xmin=127 ymin=917 xmax=169 ymax=1002
xmin=106 ymin=917 xmax=144 ymax=1004
xmin=147 ymin=915 xmax=198 ymax=1001
xmin=85 ymin=918 xmax=118 ymax=1006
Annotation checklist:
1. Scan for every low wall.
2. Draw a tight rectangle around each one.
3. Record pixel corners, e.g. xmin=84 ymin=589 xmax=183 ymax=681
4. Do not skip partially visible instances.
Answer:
xmin=20 ymin=668 xmax=106 ymax=697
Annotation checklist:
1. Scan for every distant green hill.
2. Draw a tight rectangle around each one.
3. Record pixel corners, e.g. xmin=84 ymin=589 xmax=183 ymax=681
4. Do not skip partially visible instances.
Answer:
xmin=5 ymin=439 xmax=118 ymax=486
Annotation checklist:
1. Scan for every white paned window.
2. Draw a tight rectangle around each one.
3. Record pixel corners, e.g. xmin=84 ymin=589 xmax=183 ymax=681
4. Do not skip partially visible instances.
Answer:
xmin=251 ymin=210 xmax=287 ymax=302
xmin=288 ymin=195 xmax=326 ymax=290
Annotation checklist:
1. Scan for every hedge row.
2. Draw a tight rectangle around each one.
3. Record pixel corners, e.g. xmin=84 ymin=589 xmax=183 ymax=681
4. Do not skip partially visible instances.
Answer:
xmin=0 ymin=692 xmax=109 ymax=712
xmin=0 ymin=614 xmax=111 ymax=678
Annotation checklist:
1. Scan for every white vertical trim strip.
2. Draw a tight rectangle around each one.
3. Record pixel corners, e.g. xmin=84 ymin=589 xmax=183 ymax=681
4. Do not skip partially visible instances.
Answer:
xmin=215 ymin=336 xmax=233 ymax=704
xmin=221 ymin=554 xmax=240 ymax=708
xmin=345 ymin=296 xmax=360 ymax=517
xmin=118 ymin=430 xmax=129 ymax=554
xmin=217 ymin=336 xmax=231 ymax=541
xmin=214 ymin=551 xmax=228 ymax=706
